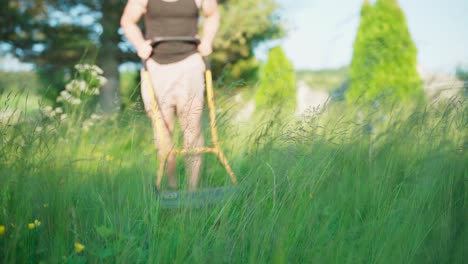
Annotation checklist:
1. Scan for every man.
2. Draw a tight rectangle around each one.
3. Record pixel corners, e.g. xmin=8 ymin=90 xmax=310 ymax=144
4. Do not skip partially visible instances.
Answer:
xmin=120 ymin=0 xmax=220 ymax=191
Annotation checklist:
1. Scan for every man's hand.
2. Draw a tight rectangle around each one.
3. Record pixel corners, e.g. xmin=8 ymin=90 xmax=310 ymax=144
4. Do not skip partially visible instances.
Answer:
xmin=198 ymin=41 xmax=213 ymax=57
xmin=198 ymin=0 xmax=219 ymax=57
xmin=137 ymin=40 xmax=153 ymax=60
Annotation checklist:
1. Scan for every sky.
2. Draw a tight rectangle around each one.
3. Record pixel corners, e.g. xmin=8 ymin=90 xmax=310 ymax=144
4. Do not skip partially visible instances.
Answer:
xmin=259 ymin=0 xmax=468 ymax=73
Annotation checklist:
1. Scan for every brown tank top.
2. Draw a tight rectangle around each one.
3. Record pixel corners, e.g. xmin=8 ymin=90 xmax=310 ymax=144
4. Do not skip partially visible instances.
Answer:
xmin=145 ymin=0 xmax=199 ymax=64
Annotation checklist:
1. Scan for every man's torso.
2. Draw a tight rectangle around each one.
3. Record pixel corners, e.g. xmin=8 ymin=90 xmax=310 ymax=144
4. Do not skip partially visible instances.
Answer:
xmin=145 ymin=0 xmax=200 ymax=64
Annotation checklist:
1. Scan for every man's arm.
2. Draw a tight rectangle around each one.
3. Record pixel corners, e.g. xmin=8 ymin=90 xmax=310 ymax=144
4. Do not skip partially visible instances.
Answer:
xmin=120 ymin=0 xmax=152 ymax=60
xmin=198 ymin=0 xmax=220 ymax=56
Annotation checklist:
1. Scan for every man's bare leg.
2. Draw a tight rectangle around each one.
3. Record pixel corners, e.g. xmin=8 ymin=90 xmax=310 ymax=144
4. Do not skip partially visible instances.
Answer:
xmin=142 ymin=74 xmax=178 ymax=190
xmin=177 ymin=97 xmax=204 ymax=191
xmin=150 ymin=105 xmax=178 ymax=190
xmin=159 ymin=151 xmax=177 ymax=189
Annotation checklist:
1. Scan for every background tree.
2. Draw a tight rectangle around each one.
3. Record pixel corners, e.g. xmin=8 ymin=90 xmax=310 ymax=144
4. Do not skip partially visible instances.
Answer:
xmin=255 ymin=46 xmax=296 ymax=113
xmin=213 ymin=0 xmax=283 ymax=84
xmin=0 ymin=0 xmax=101 ymax=103
xmin=1 ymin=0 xmax=284 ymax=110
xmin=346 ymin=0 xmax=423 ymax=104
xmin=0 ymin=0 xmax=46 ymax=59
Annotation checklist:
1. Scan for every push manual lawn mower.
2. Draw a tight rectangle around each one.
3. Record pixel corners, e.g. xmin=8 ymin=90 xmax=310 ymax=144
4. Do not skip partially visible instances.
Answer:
xmin=143 ymin=37 xmax=238 ymax=208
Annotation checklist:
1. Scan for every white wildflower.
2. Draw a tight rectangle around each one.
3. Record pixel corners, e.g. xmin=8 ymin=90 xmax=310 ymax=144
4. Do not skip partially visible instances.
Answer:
xmin=78 ymin=80 xmax=88 ymax=91
xmin=92 ymin=88 xmax=100 ymax=95
xmin=42 ymin=106 xmax=55 ymax=118
xmin=65 ymin=82 xmax=73 ymax=92
xmin=66 ymin=80 xmax=88 ymax=92
xmin=91 ymin=65 xmax=104 ymax=75
xmin=90 ymin=114 xmax=101 ymax=120
xmin=55 ymin=107 xmax=63 ymax=114
xmin=60 ymin=90 xmax=73 ymax=101
xmin=71 ymin=98 xmax=82 ymax=105
xmin=35 ymin=126 xmax=43 ymax=132
xmin=97 ymin=76 xmax=107 ymax=86
xmin=82 ymin=120 xmax=94 ymax=132
xmin=74 ymin=64 xmax=85 ymax=73
xmin=60 ymin=114 xmax=67 ymax=121
xmin=75 ymin=64 xmax=92 ymax=73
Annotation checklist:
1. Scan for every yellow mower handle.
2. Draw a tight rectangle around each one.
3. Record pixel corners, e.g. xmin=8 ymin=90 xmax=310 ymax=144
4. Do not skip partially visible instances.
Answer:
xmin=141 ymin=38 xmax=237 ymax=190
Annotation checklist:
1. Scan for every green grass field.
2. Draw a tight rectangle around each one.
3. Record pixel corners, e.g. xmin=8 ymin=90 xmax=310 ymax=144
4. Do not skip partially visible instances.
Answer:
xmin=0 ymin=89 xmax=466 ymax=263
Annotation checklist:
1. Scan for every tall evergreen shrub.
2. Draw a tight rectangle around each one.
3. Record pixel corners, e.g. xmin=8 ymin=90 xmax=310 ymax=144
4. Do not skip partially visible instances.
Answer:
xmin=347 ymin=0 xmax=423 ymax=103
xmin=256 ymin=46 xmax=296 ymax=112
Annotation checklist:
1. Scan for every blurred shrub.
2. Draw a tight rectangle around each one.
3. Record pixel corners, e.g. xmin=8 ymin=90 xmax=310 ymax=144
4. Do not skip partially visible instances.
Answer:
xmin=347 ymin=0 xmax=423 ymax=104
xmin=456 ymin=65 xmax=468 ymax=82
xmin=255 ymin=46 xmax=296 ymax=113
xmin=456 ymin=65 xmax=468 ymax=97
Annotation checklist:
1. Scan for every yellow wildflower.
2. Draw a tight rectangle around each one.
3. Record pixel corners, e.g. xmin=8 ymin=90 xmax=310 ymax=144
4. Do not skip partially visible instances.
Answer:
xmin=74 ymin=242 xmax=85 ymax=253
xmin=0 ymin=225 xmax=5 ymax=235
xmin=28 ymin=223 xmax=35 ymax=229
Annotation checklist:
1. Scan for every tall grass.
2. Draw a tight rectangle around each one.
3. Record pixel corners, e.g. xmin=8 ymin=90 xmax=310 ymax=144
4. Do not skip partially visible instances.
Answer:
xmin=0 ymin=91 xmax=466 ymax=263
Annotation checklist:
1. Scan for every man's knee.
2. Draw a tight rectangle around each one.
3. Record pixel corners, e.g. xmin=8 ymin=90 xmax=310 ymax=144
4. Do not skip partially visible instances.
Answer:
xmin=145 ymin=109 xmax=154 ymax=119
xmin=184 ymin=132 xmax=204 ymax=148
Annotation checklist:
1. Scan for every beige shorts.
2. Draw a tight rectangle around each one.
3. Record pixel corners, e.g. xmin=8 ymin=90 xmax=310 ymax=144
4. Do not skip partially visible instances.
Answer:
xmin=141 ymin=53 xmax=206 ymax=114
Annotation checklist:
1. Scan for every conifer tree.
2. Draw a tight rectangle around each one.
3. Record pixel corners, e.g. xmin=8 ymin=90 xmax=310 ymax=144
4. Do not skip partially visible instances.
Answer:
xmin=347 ymin=0 xmax=422 ymax=103
xmin=256 ymin=46 xmax=296 ymax=112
